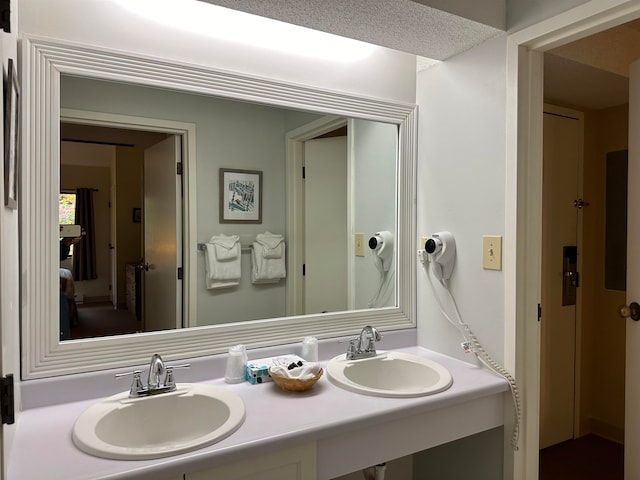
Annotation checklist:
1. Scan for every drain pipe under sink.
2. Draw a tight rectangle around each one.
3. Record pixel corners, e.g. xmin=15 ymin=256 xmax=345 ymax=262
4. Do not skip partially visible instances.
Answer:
xmin=362 ymin=462 xmax=387 ymax=480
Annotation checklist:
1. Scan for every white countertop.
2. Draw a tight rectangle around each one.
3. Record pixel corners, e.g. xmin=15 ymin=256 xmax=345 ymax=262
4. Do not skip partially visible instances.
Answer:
xmin=8 ymin=346 xmax=508 ymax=480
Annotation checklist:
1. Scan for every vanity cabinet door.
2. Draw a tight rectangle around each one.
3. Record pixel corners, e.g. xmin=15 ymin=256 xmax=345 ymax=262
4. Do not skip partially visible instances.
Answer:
xmin=185 ymin=443 xmax=316 ymax=480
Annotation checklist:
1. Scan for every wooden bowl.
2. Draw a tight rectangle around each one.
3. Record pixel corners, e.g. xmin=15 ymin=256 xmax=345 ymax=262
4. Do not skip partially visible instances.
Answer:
xmin=268 ymin=367 xmax=323 ymax=392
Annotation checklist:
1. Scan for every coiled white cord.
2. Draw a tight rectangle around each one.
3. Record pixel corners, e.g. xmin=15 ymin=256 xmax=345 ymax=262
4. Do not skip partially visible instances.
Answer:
xmin=425 ymin=267 xmax=521 ymax=451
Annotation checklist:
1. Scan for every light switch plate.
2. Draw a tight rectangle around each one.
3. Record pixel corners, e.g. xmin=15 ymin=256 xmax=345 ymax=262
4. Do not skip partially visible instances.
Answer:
xmin=355 ymin=233 xmax=365 ymax=257
xmin=482 ymin=235 xmax=502 ymax=270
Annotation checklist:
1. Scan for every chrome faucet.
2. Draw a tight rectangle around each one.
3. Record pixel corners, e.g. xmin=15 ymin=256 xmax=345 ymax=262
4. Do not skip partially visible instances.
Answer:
xmin=116 ymin=354 xmax=190 ymax=398
xmin=147 ymin=353 xmax=165 ymax=389
xmin=346 ymin=326 xmax=383 ymax=360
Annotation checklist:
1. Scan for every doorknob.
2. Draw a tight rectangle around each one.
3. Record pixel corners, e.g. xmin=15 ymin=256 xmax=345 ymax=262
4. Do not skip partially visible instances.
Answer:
xmin=618 ymin=302 xmax=640 ymax=321
xmin=136 ymin=262 xmax=150 ymax=272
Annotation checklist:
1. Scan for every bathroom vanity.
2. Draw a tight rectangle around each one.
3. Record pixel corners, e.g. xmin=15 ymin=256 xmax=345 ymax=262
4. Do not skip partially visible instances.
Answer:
xmin=9 ymin=345 xmax=507 ymax=480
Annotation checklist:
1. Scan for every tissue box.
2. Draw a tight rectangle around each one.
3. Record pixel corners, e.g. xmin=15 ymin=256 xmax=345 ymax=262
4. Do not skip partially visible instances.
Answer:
xmin=245 ymin=354 xmax=305 ymax=384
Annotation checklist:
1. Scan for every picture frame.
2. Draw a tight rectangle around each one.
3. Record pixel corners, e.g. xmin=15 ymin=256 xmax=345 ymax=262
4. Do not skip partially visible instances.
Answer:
xmin=219 ymin=168 xmax=262 ymax=224
xmin=132 ymin=207 xmax=142 ymax=223
xmin=4 ymin=58 xmax=19 ymax=210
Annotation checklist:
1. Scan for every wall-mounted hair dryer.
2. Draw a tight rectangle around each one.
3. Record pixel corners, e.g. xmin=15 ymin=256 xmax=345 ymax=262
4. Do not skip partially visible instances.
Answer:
xmin=424 ymin=231 xmax=456 ymax=280
xmin=369 ymin=231 xmax=394 ymax=272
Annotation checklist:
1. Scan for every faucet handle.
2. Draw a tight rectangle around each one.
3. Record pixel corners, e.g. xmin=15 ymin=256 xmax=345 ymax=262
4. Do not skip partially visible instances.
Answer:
xmin=115 ymin=369 xmax=144 ymax=397
xmin=164 ymin=363 xmax=190 ymax=388
xmin=345 ymin=339 xmax=358 ymax=359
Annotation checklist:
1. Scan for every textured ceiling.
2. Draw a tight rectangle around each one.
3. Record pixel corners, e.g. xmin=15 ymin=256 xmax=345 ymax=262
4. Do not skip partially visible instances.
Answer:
xmin=197 ymin=0 xmax=502 ymax=60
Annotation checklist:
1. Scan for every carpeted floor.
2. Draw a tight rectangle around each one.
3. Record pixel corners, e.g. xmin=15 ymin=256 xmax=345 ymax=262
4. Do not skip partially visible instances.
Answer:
xmin=71 ymin=302 xmax=141 ymax=339
xmin=540 ymin=434 xmax=623 ymax=480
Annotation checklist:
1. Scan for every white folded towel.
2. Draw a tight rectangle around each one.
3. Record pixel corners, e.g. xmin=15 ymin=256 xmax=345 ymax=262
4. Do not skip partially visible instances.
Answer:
xmin=212 ymin=234 xmax=240 ymax=260
xmin=269 ymin=362 xmax=321 ymax=381
xmin=251 ymin=236 xmax=286 ymax=284
xmin=255 ymin=232 xmax=284 ymax=259
xmin=204 ymin=234 xmax=241 ymax=289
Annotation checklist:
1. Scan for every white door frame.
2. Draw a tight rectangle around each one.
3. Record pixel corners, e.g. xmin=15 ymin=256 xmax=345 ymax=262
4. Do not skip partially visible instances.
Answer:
xmin=509 ymin=1 xmax=640 ymax=478
xmin=285 ymin=116 xmax=350 ymax=316
xmin=59 ymin=109 xmax=198 ymax=327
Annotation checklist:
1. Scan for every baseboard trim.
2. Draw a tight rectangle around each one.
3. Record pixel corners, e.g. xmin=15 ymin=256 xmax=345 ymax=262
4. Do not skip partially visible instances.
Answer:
xmin=82 ymin=296 xmax=112 ymax=304
xmin=581 ymin=417 xmax=624 ymax=444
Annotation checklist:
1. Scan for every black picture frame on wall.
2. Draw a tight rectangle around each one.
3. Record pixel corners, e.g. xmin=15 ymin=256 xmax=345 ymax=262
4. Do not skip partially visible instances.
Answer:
xmin=4 ymin=58 xmax=19 ymax=210
xmin=219 ymin=168 xmax=263 ymax=224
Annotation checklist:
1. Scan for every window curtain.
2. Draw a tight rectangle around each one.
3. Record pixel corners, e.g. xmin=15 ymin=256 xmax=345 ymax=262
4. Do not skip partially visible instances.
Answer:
xmin=73 ymin=188 xmax=97 ymax=281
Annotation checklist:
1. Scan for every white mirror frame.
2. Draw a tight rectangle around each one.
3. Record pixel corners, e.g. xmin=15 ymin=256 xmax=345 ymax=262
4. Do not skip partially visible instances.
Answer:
xmin=21 ymin=35 xmax=417 ymax=379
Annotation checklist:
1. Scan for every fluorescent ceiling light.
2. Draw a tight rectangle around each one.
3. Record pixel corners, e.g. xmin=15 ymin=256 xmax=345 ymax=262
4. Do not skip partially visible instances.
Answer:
xmin=118 ymin=0 xmax=376 ymax=62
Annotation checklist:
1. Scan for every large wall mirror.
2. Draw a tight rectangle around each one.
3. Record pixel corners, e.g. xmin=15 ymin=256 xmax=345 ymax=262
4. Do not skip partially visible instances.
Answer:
xmin=22 ymin=36 xmax=417 ymax=379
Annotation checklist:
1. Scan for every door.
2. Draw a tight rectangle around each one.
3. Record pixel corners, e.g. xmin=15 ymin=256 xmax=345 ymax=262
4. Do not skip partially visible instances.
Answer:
xmin=304 ymin=136 xmax=348 ymax=314
xmin=109 ymin=156 xmax=118 ymax=308
xmin=624 ymin=59 xmax=640 ymax=479
xmin=539 ymin=106 xmax=583 ymax=448
xmin=142 ymin=136 xmax=183 ymax=331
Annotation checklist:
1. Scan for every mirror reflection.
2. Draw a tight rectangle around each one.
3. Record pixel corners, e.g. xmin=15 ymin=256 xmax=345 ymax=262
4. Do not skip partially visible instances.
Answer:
xmin=59 ymin=75 xmax=398 ymax=340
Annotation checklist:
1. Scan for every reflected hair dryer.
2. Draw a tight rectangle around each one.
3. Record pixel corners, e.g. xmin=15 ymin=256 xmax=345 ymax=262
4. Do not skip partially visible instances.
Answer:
xmin=369 ymin=231 xmax=394 ymax=272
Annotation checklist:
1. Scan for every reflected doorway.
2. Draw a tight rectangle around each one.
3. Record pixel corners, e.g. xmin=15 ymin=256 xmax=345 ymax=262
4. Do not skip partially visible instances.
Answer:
xmin=60 ymin=121 xmax=183 ymax=339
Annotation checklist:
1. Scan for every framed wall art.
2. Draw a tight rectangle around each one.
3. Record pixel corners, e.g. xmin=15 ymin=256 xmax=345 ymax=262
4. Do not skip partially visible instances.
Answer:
xmin=4 ymin=58 xmax=19 ymax=209
xmin=219 ymin=168 xmax=262 ymax=224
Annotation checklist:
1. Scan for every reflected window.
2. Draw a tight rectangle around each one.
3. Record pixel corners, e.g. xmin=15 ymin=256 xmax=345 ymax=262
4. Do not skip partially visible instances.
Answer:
xmin=60 ymin=192 xmax=77 ymax=256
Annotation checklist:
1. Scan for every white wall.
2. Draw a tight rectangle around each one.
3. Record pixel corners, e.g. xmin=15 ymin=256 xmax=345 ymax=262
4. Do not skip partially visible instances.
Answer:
xmin=416 ymin=35 xmax=508 ymax=364
xmin=19 ymin=0 xmax=416 ymax=105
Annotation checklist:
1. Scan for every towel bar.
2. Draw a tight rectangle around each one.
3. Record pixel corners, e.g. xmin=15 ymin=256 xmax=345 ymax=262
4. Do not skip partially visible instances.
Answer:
xmin=198 ymin=243 xmax=252 ymax=252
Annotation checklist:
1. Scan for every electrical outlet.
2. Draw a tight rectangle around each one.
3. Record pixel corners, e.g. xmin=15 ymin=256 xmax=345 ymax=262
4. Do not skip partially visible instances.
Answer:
xmin=355 ymin=233 xmax=365 ymax=257
xmin=482 ymin=235 xmax=502 ymax=270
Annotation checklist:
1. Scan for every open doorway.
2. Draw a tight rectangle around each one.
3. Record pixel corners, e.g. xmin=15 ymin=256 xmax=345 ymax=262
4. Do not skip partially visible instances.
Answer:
xmin=59 ymin=121 xmax=183 ymax=339
xmin=538 ymin=18 xmax=638 ymax=478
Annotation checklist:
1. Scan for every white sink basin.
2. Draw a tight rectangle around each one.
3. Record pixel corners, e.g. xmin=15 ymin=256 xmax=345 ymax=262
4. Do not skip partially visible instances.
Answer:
xmin=326 ymin=351 xmax=453 ymax=398
xmin=72 ymin=383 xmax=245 ymax=460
